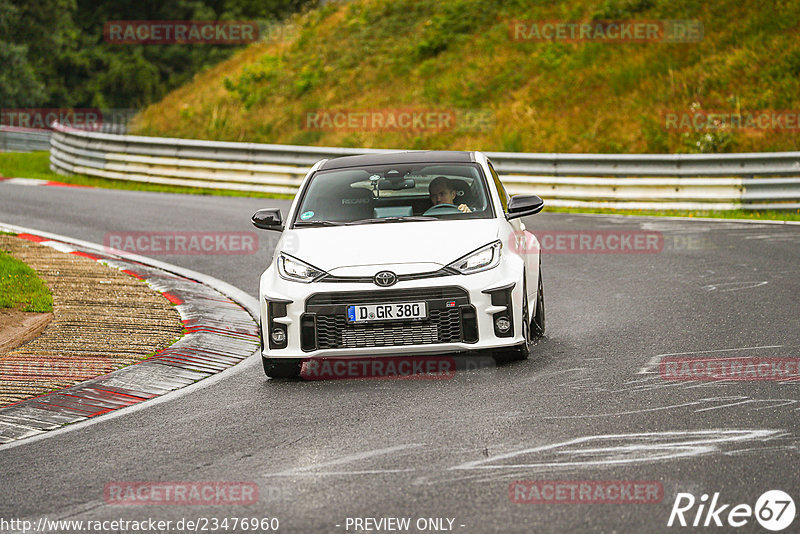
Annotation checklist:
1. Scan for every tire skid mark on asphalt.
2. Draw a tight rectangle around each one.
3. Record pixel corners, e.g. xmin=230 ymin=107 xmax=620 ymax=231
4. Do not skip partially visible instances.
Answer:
xmin=273 ymin=469 xmax=418 ymax=477
xmin=518 ymin=367 xmax=589 ymax=384
xmin=541 ymin=395 xmax=800 ymax=419
xmin=258 ymin=430 xmax=788 ymax=481
xmin=542 ymin=400 xmax=707 ymax=419
xmin=0 ymin=231 xmax=259 ymax=445
xmin=264 ymin=444 xmax=423 ymax=477
xmin=693 ymin=396 xmax=800 ymax=413
xmin=722 ymin=444 xmax=800 ymax=456
xmin=702 ymin=280 xmax=769 ymax=291
xmin=449 ymin=430 xmax=783 ymax=471
xmin=543 ymin=343 xmax=800 ymax=421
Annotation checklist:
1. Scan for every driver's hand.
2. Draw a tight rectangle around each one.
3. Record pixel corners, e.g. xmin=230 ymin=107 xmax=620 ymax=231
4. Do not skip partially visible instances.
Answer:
xmin=458 ymin=204 xmax=472 ymax=213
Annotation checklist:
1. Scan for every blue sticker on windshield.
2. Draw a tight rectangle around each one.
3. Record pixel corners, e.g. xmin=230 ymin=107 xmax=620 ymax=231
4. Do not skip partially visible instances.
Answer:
xmin=300 ymin=211 xmax=314 ymax=220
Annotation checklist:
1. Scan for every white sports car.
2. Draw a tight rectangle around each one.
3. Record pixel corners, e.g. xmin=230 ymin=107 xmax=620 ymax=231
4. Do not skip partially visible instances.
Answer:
xmin=252 ymin=151 xmax=545 ymax=378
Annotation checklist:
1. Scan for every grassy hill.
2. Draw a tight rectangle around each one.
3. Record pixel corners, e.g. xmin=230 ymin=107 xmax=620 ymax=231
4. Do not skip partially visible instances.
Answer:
xmin=132 ymin=0 xmax=800 ymax=154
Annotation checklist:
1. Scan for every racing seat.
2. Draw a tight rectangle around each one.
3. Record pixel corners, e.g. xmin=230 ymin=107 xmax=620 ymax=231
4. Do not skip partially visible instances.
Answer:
xmin=313 ymin=185 xmax=374 ymax=221
xmin=449 ymin=178 xmax=475 ymax=208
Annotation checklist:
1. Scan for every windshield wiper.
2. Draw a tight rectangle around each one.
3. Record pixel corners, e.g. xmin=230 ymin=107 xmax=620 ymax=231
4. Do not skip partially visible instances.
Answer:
xmin=345 ymin=216 xmax=438 ymax=225
xmin=293 ymin=220 xmax=345 ymax=227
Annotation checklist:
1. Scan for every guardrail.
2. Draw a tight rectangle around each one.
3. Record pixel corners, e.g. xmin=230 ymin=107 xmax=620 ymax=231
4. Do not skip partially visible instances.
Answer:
xmin=49 ymin=122 xmax=800 ymax=210
xmin=0 ymin=128 xmax=52 ymax=153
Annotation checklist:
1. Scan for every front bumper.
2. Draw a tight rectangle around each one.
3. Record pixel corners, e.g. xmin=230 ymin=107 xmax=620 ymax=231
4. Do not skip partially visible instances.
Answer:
xmin=259 ymin=260 xmax=527 ymax=359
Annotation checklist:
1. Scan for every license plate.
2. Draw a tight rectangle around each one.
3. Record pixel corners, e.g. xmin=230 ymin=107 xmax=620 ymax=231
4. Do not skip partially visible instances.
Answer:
xmin=346 ymin=301 xmax=427 ymax=323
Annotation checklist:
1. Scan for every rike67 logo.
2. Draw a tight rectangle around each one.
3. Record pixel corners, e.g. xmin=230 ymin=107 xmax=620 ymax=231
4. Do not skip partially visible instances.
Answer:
xmin=668 ymin=490 xmax=796 ymax=531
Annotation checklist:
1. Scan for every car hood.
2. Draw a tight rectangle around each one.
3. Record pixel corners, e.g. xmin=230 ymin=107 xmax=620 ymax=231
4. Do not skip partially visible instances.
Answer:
xmin=282 ymin=219 xmax=501 ymax=274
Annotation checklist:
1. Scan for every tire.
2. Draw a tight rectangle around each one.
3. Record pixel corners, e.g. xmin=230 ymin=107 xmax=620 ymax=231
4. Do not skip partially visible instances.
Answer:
xmin=262 ymin=357 xmax=302 ymax=379
xmin=532 ymin=266 xmax=545 ymax=338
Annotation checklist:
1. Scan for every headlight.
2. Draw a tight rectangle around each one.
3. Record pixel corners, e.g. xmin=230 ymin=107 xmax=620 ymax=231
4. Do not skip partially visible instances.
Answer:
xmin=447 ymin=240 xmax=502 ymax=274
xmin=277 ymin=253 xmax=326 ymax=283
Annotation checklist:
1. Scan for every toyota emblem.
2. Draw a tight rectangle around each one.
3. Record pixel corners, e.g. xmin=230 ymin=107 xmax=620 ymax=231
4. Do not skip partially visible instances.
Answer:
xmin=374 ymin=271 xmax=397 ymax=287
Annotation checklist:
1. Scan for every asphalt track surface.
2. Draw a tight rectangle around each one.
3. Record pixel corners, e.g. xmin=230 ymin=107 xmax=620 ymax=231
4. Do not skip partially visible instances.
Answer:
xmin=1 ymin=184 xmax=799 ymax=533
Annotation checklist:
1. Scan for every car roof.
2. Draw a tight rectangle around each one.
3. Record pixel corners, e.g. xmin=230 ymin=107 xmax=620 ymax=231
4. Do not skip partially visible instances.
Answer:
xmin=318 ymin=151 xmax=475 ymax=171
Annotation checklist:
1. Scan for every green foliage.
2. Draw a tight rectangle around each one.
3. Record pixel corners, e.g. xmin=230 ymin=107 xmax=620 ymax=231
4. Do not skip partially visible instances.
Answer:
xmin=225 ymin=55 xmax=288 ymax=109
xmin=0 ymin=0 xmax=55 ymax=106
xmin=136 ymin=0 xmax=800 ymax=154
xmin=293 ymin=61 xmax=323 ymax=96
xmin=0 ymin=42 xmax=47 ymax=107
xmin=2 ymin=0 xmax=316 ymax=109
xmin=500 ymin=131 xmax=524 ymax=153
xmin=681 ymin=130 xmax=733 ymax=153
xmin=410 ymin=0 xmax=490 ymax=60
xmin=592 ymin=0 xmax=656 ymax=19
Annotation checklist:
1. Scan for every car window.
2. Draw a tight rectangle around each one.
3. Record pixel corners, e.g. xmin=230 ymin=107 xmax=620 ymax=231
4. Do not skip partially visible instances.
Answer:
xmin=488 ymin=161 xmax=509 ymax=213
xmin=293 ymin=162 xmax=495 ymax=225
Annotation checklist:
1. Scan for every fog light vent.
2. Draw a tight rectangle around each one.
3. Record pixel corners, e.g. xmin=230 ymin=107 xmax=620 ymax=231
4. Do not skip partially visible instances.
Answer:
xmin=495 ymin=316 xmax=511 ymax=333
xmin=271 ymin=328 xmax=286 ymax=344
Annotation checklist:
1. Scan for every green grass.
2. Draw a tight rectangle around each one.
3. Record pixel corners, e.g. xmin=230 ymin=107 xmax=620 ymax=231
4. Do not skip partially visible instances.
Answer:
xmin=0 ymin=152 xmax=59 ymax=181
xmin=545 ymin=206 xmax=800 ymax=222
xmin=0 ymin=248 xmax=54 ymax=312
xmin=0 ymin=152 xmax=292 ymax=199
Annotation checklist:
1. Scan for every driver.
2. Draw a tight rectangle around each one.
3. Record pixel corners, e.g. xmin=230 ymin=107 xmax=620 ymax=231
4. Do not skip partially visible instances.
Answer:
xmin=429 ymin=176 xmax=471 ymax=213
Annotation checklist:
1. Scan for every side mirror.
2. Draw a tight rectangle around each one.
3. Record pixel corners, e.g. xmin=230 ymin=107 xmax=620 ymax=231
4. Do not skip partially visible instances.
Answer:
xmin=252 ymin=208 xmax=283 ymax=231
xmin=506 ymin=195 xmax=544 ymax=220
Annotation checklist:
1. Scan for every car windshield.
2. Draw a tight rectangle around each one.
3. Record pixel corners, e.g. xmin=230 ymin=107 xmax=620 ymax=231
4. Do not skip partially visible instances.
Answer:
xmin=292 ymin=162 xmax=494 ymax=226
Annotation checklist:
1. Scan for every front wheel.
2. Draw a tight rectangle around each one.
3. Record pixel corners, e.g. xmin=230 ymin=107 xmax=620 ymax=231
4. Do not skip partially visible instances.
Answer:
xmin=262 ymin=357 xmax=302 ymax=379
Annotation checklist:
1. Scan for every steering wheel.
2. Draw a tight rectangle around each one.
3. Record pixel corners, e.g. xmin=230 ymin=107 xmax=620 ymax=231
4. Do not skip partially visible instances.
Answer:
xmin=423 ymin=203 xmax=461 ymax=216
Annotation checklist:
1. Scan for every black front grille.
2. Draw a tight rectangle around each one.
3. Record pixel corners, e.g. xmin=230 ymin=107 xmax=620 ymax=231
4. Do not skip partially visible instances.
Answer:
xmin=315 ymin=308 xmax=463 ymax=349
xmin=303 ymin=287 xmax=473 ymax=350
